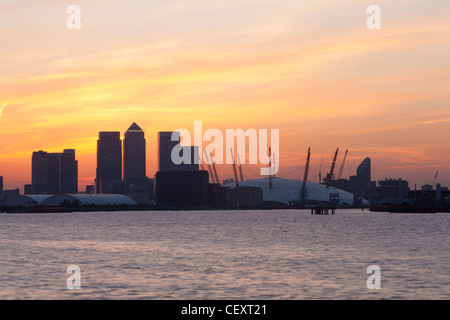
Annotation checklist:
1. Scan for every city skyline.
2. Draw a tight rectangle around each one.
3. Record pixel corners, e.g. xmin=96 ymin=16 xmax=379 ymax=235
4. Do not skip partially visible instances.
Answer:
xmin=1 ymin=0 xmax=450 ymax=190
xmin=0 ymin=120 xmax=448 ymax=194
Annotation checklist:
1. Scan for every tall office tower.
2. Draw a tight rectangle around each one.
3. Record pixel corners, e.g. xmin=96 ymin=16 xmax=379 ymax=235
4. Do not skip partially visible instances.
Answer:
xmin=158 ymin=132 xmax=179 ymax=172
xmin=31 ymin=150 xmax=78 ymax=194
xmin=60 ymin=149 xmax=78 ymax=194
xmin=356 ymin=157 xmax=371 ymax=195
xmin=96 ymin=132 xmax=122 ymax=194
xmin=123 ymin=123 xmax=151 ymax=203
xmin=0 ymin=175 xmax=3 ymax=193
xmin=123 ymin=122 xmax=146 ymax=180
xmin=32 ymin=151 xmax=50 ymax=194
xmin=158 ymin=132 xmax=199 ymax=172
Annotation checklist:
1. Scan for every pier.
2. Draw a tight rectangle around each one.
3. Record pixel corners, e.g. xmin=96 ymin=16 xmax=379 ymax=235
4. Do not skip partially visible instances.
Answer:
xmin=311 ymin=207 xmax=336 ymax=215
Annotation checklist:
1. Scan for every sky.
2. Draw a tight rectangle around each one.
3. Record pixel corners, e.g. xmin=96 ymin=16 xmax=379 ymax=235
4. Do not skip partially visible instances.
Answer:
xmin=0 ymin=0 xmax=450 ymax=191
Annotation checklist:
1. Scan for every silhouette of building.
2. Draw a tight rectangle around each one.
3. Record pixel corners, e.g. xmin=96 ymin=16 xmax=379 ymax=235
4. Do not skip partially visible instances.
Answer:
xmin=0 ymin=188 xmax=20 ymax=205
xmin=377 ymin=178 xmax=410 ymax=200
xmin=59 ymin=149 xmax=78 ymax=194
xmin=24 ymin=184 xmax=33 ymax=195
xmin=0 ymin=176 xmax=3 ymax=193
xmin=124 ymin=122 xmax=146 ymax=180
xmin=123 ymin=123 xmax=153 ymax=203
xmin=3 ymin=194 xmax=51 ymax=207
xmin=155 ymin=131 xmax=201 ymax=206
xmin=96 ymin=132 xmax=122 ymax=194
xmin=124 ymin=177 xmax=153 ymax=204
xmin=209 ymin=184 xmax=231 ymax=209
xmin=158 ymin=132 xmax=199 ymax=172
xmin=31 ymin=151 xmax=49 ymax=194
xmin=85 ymin=185 xmax=95 ymax=194
xmin=357 ymin=157 xmax=371 ymax=196
xmin=158 ymin=132 xmax=178 ymax=172
xmin=156 ymin=170 xmax=208 ymax=208
xmin=41 ymin=194 xmax=137 ymax=207
xmin=349 ymin=175 xmax=359 ymax=194
xmin=332 ymin=178 xmax=351 ymax=194
xmin=2 ymin=194 xmax=137 ymax=208
xmin=332 ymin=157 xmax=373 ymax=200
xmin=407 ymin=183 xmax=449 ymax=208
xmin=223 ymin=177 xmax=370 ymax=206
xmin=31 ymin=149 xmax=78 ymax=194
xmin=230 ymin=186 xmax=263 ymax=209
xmin=436 ymin=183 xmax=442 ymax=202
xmin=222 ymin=178 xmax=235 ymax=185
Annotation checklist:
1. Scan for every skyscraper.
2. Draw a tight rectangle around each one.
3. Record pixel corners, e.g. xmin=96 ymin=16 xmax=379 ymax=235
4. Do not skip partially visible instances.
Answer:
xmin=31 ymin=149 xmax=78 ymax=194
xmin=32 ymin=151 xmax=50 ymax=194
xmin=0 ymin=176 xmax=3 ymax=193
xmin=60 ymin=149 xmax=78 ymax=194
xmin=123 ymin=122 xmax=146 ymax=180
xmin=96 ymin=132 xmax=122 ymax=194
xmin=158 ymin=131 xmax=199 ymax=172
xmin=357 ymin=157 xmax=371 ymax=195
xmin=123 ymin=123 xmax=152 ymax=203
xmin=158 ymin=131 xmax=180 ymax=172
xmin=156 ymin=132 xmax=202 ymax=207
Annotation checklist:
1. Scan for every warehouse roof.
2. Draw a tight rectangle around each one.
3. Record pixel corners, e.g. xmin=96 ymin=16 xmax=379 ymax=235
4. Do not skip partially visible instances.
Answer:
xmin=41 ymin=194 xmax=138 ymax=207
xmin=3 ymin=195 xmax=52 ymax=207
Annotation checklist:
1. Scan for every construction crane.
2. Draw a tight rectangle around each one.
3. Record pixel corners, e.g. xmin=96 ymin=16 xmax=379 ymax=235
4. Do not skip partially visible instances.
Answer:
xmin=326 ymin=148 xmax=339 ymax=188
xmin=432 ymin=171 xmax=439 ymax=188
xmin=301 ymin=147 xmax=311 ymax=200
xmin=230 ymin=148 xmax=239 ymax=188
xmin=337 ymin=149 xmax=348 ymax=181
xmin=199 ymin=148 xmax=205 ymax=172
xmin=318 ymin=156 xmax=323 ymax=184
xmin=269 ymin=147 xmax=273 ymax=189
xmin=237 ymin=153 xmax=244 ymax=182
xmin=200 ymin=160 xmax=206 ymax=172
xmin=422 ymin=171 xmax=439 ymax=200
xmin=204 ymin=149 xmax=216 ymax=184
xmin=210 ymin=152 xmax=220 ymax=185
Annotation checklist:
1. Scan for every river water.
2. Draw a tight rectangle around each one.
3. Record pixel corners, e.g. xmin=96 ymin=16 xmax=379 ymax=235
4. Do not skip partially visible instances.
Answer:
xmin=0 ymin=209 xmax=448 ymax=299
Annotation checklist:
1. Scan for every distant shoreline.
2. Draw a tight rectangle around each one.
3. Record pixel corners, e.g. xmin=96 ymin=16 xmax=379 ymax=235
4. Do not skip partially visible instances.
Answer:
xmin=1 ymin=205 xmax=448 ymax=214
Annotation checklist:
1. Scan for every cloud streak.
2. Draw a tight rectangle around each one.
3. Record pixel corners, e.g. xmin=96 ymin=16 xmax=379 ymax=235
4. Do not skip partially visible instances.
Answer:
xmin=0 ymin=102 xmax=8 ymax=117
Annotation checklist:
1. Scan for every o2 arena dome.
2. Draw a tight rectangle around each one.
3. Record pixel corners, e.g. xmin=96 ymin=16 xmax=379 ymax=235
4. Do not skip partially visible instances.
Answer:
xmin=223 ymin=177 xmax=370 ymax=206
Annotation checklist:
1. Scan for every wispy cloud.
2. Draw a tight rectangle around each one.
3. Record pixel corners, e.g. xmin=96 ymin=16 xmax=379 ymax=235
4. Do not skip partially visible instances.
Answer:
xmin=0 ymin=102 xmax=8 ymax=117
xmin=58 ymin=0 xmax=113 ymax=46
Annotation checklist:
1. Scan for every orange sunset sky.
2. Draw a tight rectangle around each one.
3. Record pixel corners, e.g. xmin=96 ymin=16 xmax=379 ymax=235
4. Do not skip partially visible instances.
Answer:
xmin=1 ymin=0 xmax=450 ymax=192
